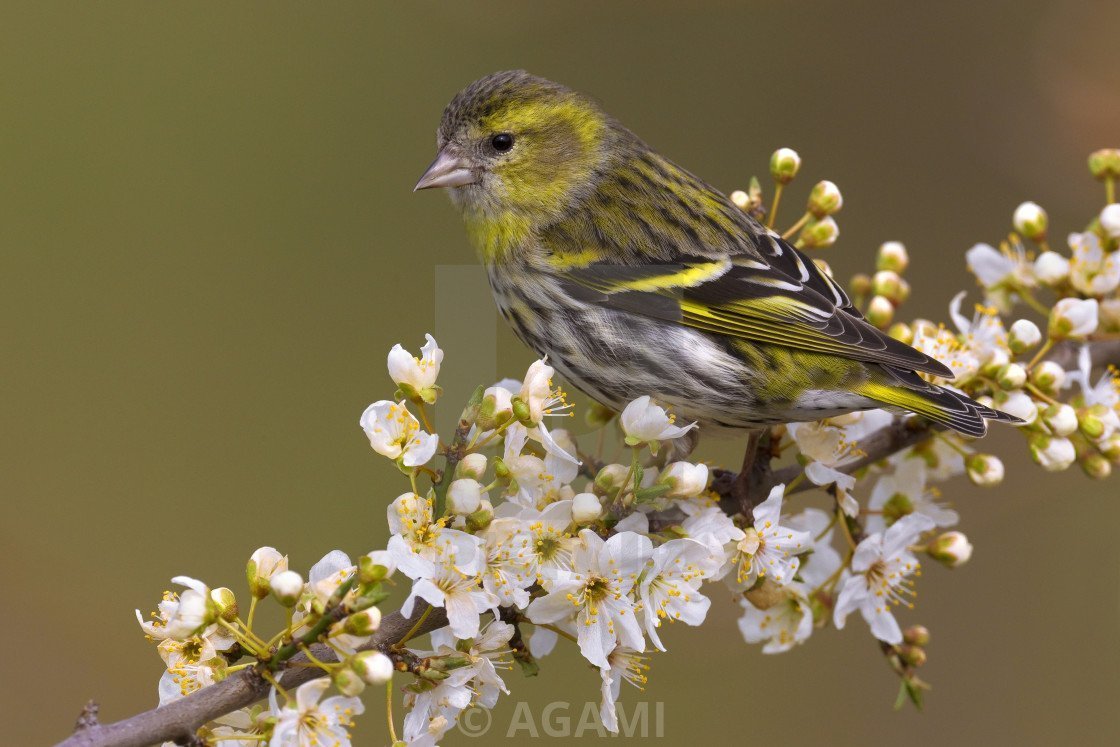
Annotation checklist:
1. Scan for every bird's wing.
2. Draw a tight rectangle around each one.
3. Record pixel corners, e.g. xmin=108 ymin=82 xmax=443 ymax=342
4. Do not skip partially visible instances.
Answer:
xmin=554 ymin=232 xmax=954 ymax=378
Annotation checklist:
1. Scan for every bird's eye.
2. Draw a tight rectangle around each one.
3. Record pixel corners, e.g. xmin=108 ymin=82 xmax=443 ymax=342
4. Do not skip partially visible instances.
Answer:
xmin=490 ymin=133 xmax=515 ymax=152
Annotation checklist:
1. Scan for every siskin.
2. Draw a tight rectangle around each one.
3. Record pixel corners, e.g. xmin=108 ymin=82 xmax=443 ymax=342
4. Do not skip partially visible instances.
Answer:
xmin=415 ymin=70 xmax=1018 ymax=444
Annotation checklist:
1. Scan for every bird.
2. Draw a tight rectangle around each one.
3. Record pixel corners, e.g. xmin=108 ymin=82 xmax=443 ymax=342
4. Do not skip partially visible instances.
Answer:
xmin=413 ymin=70 xmax=1018 ymax=455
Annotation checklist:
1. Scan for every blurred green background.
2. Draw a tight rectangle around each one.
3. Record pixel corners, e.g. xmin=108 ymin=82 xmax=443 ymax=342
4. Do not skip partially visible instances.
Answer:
xmin=3 ymin=2 xmax=1119 ymax=745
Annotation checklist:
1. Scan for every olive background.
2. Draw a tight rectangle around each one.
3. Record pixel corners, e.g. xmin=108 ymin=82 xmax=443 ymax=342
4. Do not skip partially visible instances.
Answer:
xmin=3 ymin=2 xmax=1119 ymax=745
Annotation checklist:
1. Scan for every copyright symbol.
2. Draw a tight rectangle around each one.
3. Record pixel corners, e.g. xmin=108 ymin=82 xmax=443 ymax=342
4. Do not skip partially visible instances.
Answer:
xmin=457 ymin=704 xmax=492 ymax=738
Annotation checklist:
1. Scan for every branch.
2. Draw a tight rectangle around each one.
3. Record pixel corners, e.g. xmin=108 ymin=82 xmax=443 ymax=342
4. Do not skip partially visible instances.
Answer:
xmin=55 ymin=339 xmax=1120 ymax=747
xmin=55 ymin=606 xmax=449 ymax=747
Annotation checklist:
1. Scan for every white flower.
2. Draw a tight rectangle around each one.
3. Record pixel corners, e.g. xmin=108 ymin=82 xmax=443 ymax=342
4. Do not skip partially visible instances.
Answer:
xmin=518 ymin=359 xmax=572 ymax=424
xmin=1068 ymin=232 xmax=1120 ymax=296
xmin=500 ymin=500 xmax=577 ymax=583
xmin=638 ymin=538 xmax=719 ymax=651
xmin=1100 ymin=203 xmax=1120 ymax=239
xmin=137 ymin=577 xmax=216 ymax=641
xmin=447 ymin=478 xmax=484 ymax=515
xmin=723 ymin=485 xmax=811 ymax=591
xmin=387 ymin=493 xmax=484 ymax=578
xmin=787 ymin=409 xmax=892 ymax=515
xmin=658 ymin=462 xmax=709 ymax=498
xmin=738 ymin=584 xmax=814 ymax=654
xmin=501 ymin=422 xmax=579 ymax=508
xmin=387 ymin=334 xmax=443 ymax=403
xmin=866 ymin=458 xmax=958 ymax=535
xmin=572 ymin=492 xmax=603 ymax=524
xmin=359 ymin=400 xmax=439 ymax=467
xmin=966 ymin=242 xmax=1034 ymax=289
xmin=1034 ymin=251 xmax=1070 ymax=285
xmin=1068 ymin=345 xmax=1120 ymax=440
xmin=911 ymin=318 xmax=981 ymax=384
xmin=527 ymin=529 xmax=649 ymax=668
xmin=927 ymin=531 xmax=973 ymax=568
xmin=599 ymin=646 xmax=650 ymax=734
xmin=833 ymin=513 xmax=935 ymax=644
xmin=1049 ymin=298 xmax=1099 ymax=340
xmin=479 ymin=518 xmax=536 ymax=609
xmin=679 ymin=503 xmax=745 ymax=555
xmin=620 ymin=396 xmax=697 ymax=449
xmin=269 ymin=679 xmax=363 ymax=747
xmin=403 ymin=620 xmax=513 ymax=744
xmin=949 ymin=292 xmax=1009 ymax=367
xmin=402 ymin=561 xmax=498 ymax=640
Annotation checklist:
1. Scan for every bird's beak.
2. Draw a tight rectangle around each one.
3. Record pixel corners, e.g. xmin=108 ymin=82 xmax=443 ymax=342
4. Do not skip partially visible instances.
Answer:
xmin=413 ymin=146 xmax=478 ymax=191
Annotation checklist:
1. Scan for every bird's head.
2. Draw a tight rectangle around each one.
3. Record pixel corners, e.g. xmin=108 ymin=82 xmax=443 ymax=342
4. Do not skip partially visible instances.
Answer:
xmin=415 ymin=71 xmax=612 ymax=255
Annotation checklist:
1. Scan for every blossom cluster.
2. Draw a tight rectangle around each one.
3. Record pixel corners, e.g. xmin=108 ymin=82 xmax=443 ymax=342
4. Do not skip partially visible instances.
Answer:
xmin=131 ymin=148 xmax=1120 ymax=746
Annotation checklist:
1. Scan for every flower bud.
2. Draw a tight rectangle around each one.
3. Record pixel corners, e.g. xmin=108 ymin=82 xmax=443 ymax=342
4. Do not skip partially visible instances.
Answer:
xmin=898 ymin=644 xmax=928 ymax=668
xmin=1088 ymin=148 xmax=1120 ymax=180
xmin=1033 ymin=251 xmax=1070 ymax=285
xmin=1043 ymin=403 xmax=1079 ymax=437
xmin=447 ymin=478 xmax=484 ymax=515
xmin=359 ymin=551 xmax=395 ymax=583
xmin=333 ymin=667 xmax=366 ymax=697
xmin=1101 ymin=299 xmax=1120 ymax=334
xmin=996 ymin=363 xmax=1027 ymax=390
xmin=966 ymin=454 xmax=1004 ymax=486
xmin=466 ymin=504 xmax=494 ymax=532
xmin=730 ymin=190 xmax=750 ymax=210
xmin=659 ymin=462 xmax=709 ymax=497
xmin=867 ymin=295 xmax=895 ymax=328
xmin=1101 ymin=433 xmax=1120 ymax=463
xmin=477 ymin=386 xmax=513 ymax=430
xmin=996 ymin=390 xmax=1037 ymax=425
xmin=1049 ymin=298 xmax=1099 ymax=340
xmin=769 ymin=147 xmax=801 ymax=184
xmin=1082 ymin=452 xmax=1112 ymax=480
xmin=927 ymin=531 xmax=972 ymax=568
xmin=1029 ymin=434 xmax=1076 ymax=471
xmin=269 ymin=570 xmax=304 ymax=607
xmin=799 ymin=216 xmax=839 ymax=249
xmin=903 ymin=625 xmax=931 ymax=647
xmin=1012 ymin=201 xmax=1048 ymax=241
xmin=594 ymin=463 xmax=630 ymax=495
xmin=872 ymin=271 xmax=903 ymax=303
xmin=1099 ymin=204 xmax=1120 ymax=240
xmin=876 ymin=241 xmax=909 ymax=273
xmin=343 ymin=606 xmax=382 ymax=636
xmin=210 ymin=587 xmax=238 ymax=622
xmin=1078 ymin=405 xmax=1108 ymax=440
xmin=353 ymin=651 xmax=395 ymax=685
xmin=585 ymin=401 xmax=616 ymax=429
xmin=1007 ymin=319 xmax=1041 ymax=353
xmin=1030 ymin=360 xmax=1065 ymax=395
xmin=849 ymin=273 xmax=872 ymax=298
xmin=888 ymin=322 xmax=913 ymax=345
xmin=247 ymin=547 xmax=288 ymax=600
xmin=807 ymin=180 xmax=843 ymax=217
xmin=572 ymin=492 xmax=603 ymax=524
xmin=455 ymin=453 xmax=488 ymax=481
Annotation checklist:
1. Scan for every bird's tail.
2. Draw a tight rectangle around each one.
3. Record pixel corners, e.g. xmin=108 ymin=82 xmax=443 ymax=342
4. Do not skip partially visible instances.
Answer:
xmin=856 ymin=366 xmax=1023 ymax=437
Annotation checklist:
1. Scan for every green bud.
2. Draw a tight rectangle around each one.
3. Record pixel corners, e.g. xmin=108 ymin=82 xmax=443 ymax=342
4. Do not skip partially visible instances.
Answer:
xmin=594 ymin=463 xmax=630 ymax=495
xmin=1078 ymin=406 xmax=1107 ymax=440
xmin=1082 ymin=452 xmax=1112 ymax=479
xmin=881 ymin=492 xmax=914 ymax=525
xmin=1100 ymin=433 xmax=1120 ymax=463
xmin=926 ymin=531 xmax=972 ymax=568
xmin=888 ymin=322 xmax=913 ymax=345
xmin=585 ymin=401 xmax=616 ymax=429
xmin=210 ymin=587 xmax=238 ymax=623
xmin=872 ymin=271 xmax=906 ymax=304
xmin=477 ymin=387 xmax=513 ymax=431
xmin=850 ymin=273 xmax=873 ymax=298
xmin=769 ymin=147 xmax=801 ymax=184
xmin=343 ymin=606 xmax=382 ymax=636
xmin=492 ymin=456 xmax=511 ymax=480
xmin=996 ymin=363 xmax=1027 ymax=390
xmin=867 ymin=295 xmax=895 ymax=329
xmin=1088 ymin=148 xmax=1120 ymax=180
xmin=966 ymin=453 xmax=1004 ymax=487
xmin=466 ymin=507 xmax=493 ymax=532
xmin=419 ymin=667 xmax=450 ymax=682
xmin=807 ymin=180 xmax=843 ymax=217
xmin=1012 ymin=201 xmax=1048 ymax=241
xmin=246 ymin=547 xmax=287 ymax=600
xmin=429 ymin=655 xmax=471 ymax=671
xmin=1030 ymin=361 xmax=1065 ymax=395
xmin=333 ymin=667 xmax=366 ymax=697
xmin=903 ymin=625 xmax=931 ymax=647
xmin=798 ymin=216 xmax=839 ymax=249
xmin=876 ymin=241 xmax=909 ymax=273
xmin=359 ymin=555 xmax=390 ymax=584
xmin=511 ymin=396 xmax=533 ymax=426
xmin=898 ymin=644 xmax=928 ymax=668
